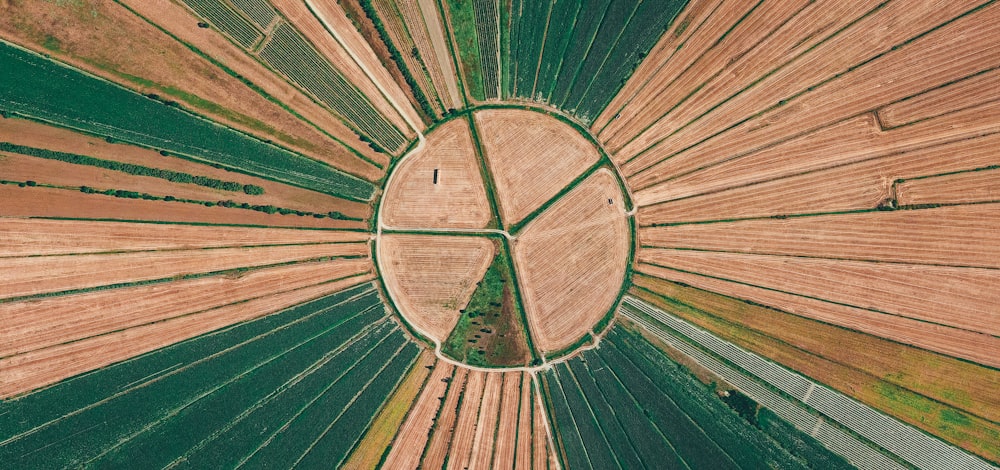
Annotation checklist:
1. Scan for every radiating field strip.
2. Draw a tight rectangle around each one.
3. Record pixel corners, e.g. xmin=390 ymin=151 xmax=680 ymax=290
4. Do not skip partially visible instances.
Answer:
xmin=896 ymin=168 xmax=1000 ymax=206
xmin=546 ymin=0 xmax=609 ymax=106
xmin=622 ymin=297 xmax=997 ymax=470
xmin=0 ymin=219 xmax=368 ymax=258
xmin=179 ymin=0 xmax=263 ymax=48
xmin=0 ymin=285 xmax=386 ymax=466
xmin=421 ymin=367 xmax=468 ymax=468
xmin=564 ymin=358 xmax=643 ymax=468
xmin=469 ymin=372 xmax=504 ymax=468
xmin=878 ymin=68 xmax=1000 ymax=128
xmin=542 ymin=364 xmax=592 ymax=470
xmin=446 ymin=370 xmax=487 ymax=470
xmin=228 ymin=0 xmax=278 ymax=29
xmin=492 ymin=372 xmax=523 ymax=469
xmin=0 ymin=41 xmax=374 ymax=200
xmin=0 ymin=242 xmax=367 ymax=301
xmin=380 ymin=361 xmax=455 ymax=468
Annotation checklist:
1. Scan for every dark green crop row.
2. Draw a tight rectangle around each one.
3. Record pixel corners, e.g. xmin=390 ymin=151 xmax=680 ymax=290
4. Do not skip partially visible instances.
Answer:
xmin=0 ymin=141 xmax=264 ymax=195
xmin=0 ymin=41 xmax=374 ymax=201
xmin=0 ymin=284 xmax=398 ymax=468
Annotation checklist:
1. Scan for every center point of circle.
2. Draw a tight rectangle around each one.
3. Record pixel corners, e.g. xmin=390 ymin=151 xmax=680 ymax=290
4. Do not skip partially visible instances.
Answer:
xmin=376 ymin=107 xmax=633 ymax=368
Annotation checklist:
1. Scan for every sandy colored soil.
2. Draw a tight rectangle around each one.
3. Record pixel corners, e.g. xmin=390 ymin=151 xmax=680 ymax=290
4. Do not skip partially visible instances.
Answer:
xmin=636 ymin=129 xmax=1000 ymax=224
xmin=298 ymin=0 xmax=424 ymax=131
xmin=492 ymin=372 xmax=524 ymax=469
xmin=378 ymin=234 xmax=493 ymax=341
xmin=636 ymin=262 xmax=1000 ymax=368
xmin=591 ymin=0 xmax=722 ymax=134
xmin=516 ymin=373 xmax=534 ymax=469
xmin=897 ymin=169 xmax=1000 ymax=206
xmin=0 ymin=186 xmax=364 ymax=229
xmin=0 ymin=218 xmax=368 ymax=257
xmin=369 ymin=0 xmax=441 ymax=116
xmin=878 ymin=68 xmax=1000 ymax=128
xmin=381 ymin=361 xmax=455 ymax=469
xmin=631 ymin=278 xmax=1000 ymax=463
xmin=468 ymin=372 xmax=504 ymax=468
xmin=0 ymin=241 xmax=367 ymax=300
xmin=422 ymin=367 xmax=468 ymax=469
xmin=632 ymin=99 xmax=1000 ymax=206
xmin=0 ymin=270 xmax=374 ymax=398
xmin=639 ymin=205 xmax=1000 ymax=269
xmin=270 ymin=0 xmax=417 ymax=144
xmin=532 ymin=383 xmax=552 ymax=470
xmin=446 ymin=369 xmax=486 ymax=470
xmin=0 ymin=0 xmax=383 ymax=181
xmin=345 ymin=351 xmax=437 ymax=470
xmin=638 ymin=248 xmax=1000 ymax=337
xmin=617 ymin=2 xmax=995 ymax=179
xmin=513 ymin=170 xmax=629 ymax=352
xmin=415 ymin=0 xmax=463 ymax=109
xmin=0 ymin=118 xmax=371 ymax=219
xmin=0 ymin=257 xmax=370 ymax=358
xmin=474 ymin=109 xmax=600 ymax=225
xmin=381 ymin=118 xmax=492 ymax=229
xmin=118 ymin=0 xmax=389 ymax=170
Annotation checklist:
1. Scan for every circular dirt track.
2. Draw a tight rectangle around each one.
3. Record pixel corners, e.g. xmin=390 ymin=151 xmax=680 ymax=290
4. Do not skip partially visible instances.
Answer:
xmin=377 ymin=107 xmax=634 ymax=368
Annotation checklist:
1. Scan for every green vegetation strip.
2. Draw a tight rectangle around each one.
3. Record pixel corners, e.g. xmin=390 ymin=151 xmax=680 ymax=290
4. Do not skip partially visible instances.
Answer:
xmin=0 ymin=40 xmax=373 ymax=201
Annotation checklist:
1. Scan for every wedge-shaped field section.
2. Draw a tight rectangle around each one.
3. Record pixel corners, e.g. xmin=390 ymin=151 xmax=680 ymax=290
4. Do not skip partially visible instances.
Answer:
xmin=474 ymin=109 xmax=601 ymax=225
xmin=513 ymin=169 xmax=630 ymax=352
xmin=378 ymin=234 xmax=494 ymax=341
xmin=381 ymin=118 xmax=493 ymax=229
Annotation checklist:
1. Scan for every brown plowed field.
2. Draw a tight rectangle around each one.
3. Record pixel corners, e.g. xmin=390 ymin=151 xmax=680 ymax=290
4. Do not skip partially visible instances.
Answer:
xmin=0 ymin=0 xmax=383 ymax=181
xmin=378 ymin=234 xmax=493 ymax=341
xmin=636 ymin=131 xmax=1000 ymax=223
xmin=381 ymin=118 xmax=492 ymax=229
xmin=878 ymin=68 xmax=1000 ymax=128
xmin=639 ymin=205 xmax=1000 ymax=269
xmin=381 ymin=362 xmax=455 ymax=468
xmin=0 ymin=273 xmax=374 ymax=398
xmin=0 ymin=186 xmax=364 ymax=229
xmin=269 ymin=0 xmax=417 ymax=142
xmin=422 ymin=367 xmax=469 ymax=469
xmin=0 ymin=118 xmax=371 ymax=219
xmin=493 ymin=372 xmax=524 ymax=469
xmin=592 ymin=0 xmax=722 ymax=133
xmin=0 ymin=218 xmax=367 ymax=257
xmin=638 ymin=248 xmax=1000 ymax=336
xmin=469 ymin=372 xmax=504 ymax=468
xmin=632 ymin=99 xmax=1000 ymax=204
xmin=0 ymin=258 xmax=370 ymax=359
xmin=513 ymin=170 xmax=630 ymax=352
xmin=117 ymin=0 xmax=388 ymax=170
xmin=302 ymin=0 xmax=424 ymax=131
xmin=446 ymin=370 xmax=486 ymax=470
xmin=620 ymin=2 xmax=995 ymax=181
xmin=897 ymin=169 xmax=1000 ymax=206
xmin=475 ymin=109 xmax=600 ymax=225
xmin=369 ymin=0 xmax=442 ymax=116
xmin=636 ymin=263 xmax=1000 ymax=367
xmin=516 ymin=374 xmax=534 ymax=469
xmin=532 ymin=383 xmax=551 ymax=470
xmin=0 ymin=241 xmax=367 ymax=300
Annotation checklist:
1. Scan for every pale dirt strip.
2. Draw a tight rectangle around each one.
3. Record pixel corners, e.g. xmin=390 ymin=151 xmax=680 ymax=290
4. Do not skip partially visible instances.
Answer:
xmin=119 ymin=0 xmax=389 ymax=170
xmin=469 ymin=371 xmax=503 ymax=468
xmin=273 ymin=0 xmax=416 ymax=141
xmin=0 ymin=117 xmax=372 ymax=219
xmin=636 ymin=129 xmax=1000 ymax=224
xmin=0 ymin=241 xmax=367 ymax=300
xmin=0 ymin=186 xmax=364 ymax=230
xmin=304 ymin=0 xmax=424 ymax=130
xmin=638 ymin=248 xmax=1000 ymax=336
xmin=474 ymin=109 xmax=601 ymax=225
xmin=591 ymin=0 xmax=722 ymax=133
xmin=493 ymin=372 xmax=524 ymax=469
xmin=897 ymin=168 xmax=1000 ymax=206
xmin=422 ymin=367 xmax=469 ymax=468
xmin=636 ymin=263 xmax=1000 ymax=368
xmin=639 ymin=204 xmax=1000 ymax=269
xmin=377 ymin=234 xmax=494 ymax=342
xmin=381 ymin=362 xmax=456 ymax=468
xmin=415 ymin=0 xmax=463 ymax=109
xmin=514 ymin=170 xmax=630 ymax=352
xmin=0 ymin=218 xmax=368 ymax=257
xmin=622 ymin=1 xmax=997 ymax=182
xmin=532 ymin=381 xmax=552 ymax=470
xmin=446 ymin=370 xmax=486 ymax=470
xmin=515 ymin=372 xmax=533 ymax=469
xmin=878 ymin=68 xmax=1000 ymax=128
xmin=0 ymin=258 xmax=372 ymax=358
xmin=0 ymin=272 xmax=374 ymax=398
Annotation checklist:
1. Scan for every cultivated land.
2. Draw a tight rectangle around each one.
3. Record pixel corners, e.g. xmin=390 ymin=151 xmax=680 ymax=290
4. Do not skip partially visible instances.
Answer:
xmin=377 ymin=234 xmax=494 ymax=342
xmin=513 ymin=169 xmax=630 ymax=353
xmin=474 ymin=108 xmax=600 ymax=224
xmin=381 ymin=118 xmax=493 ymax=229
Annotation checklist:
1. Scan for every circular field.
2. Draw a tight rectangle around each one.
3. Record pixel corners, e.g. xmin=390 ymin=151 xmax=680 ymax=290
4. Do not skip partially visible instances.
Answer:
xmin=377 ymin=108 xmax=633 ymax=367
